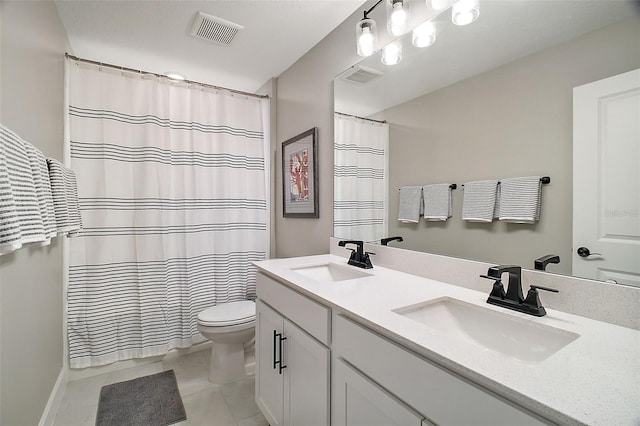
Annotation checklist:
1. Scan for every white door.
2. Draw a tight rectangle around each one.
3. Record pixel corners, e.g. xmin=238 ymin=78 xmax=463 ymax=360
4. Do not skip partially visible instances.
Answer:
xmin=283 ymin=319 xmax=330 ymax=426
xmin=255 ymin=300 xmax=284 ymax=426
xmin=573 ymin=69 xmax=640 ymax=286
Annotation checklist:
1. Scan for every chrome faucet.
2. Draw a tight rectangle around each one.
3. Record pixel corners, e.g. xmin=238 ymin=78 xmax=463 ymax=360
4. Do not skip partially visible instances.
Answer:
xmin=480 ymin=265 xmax=558 ymax=316
xmin=338 ymin=240 xmax=374 ymax=269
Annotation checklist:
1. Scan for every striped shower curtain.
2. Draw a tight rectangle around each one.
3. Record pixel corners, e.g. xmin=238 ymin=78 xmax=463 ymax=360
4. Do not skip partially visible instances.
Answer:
xmin=334 ymin=113 xmax=389 ymax=243
xmin=66 ymin=61 xmax=269 ymax=368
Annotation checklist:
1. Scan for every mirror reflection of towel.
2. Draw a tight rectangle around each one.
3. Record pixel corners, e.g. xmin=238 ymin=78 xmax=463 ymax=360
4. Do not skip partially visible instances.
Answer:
xmin=462 ymin=180 xmax=499 ymax=222
xmin=498 ymin=176 xmax=542 ymax=224
xmin=398 ymin=186 xmax=422 ymax=223
xmin=423 ymin=184 xmax=452 ymax=221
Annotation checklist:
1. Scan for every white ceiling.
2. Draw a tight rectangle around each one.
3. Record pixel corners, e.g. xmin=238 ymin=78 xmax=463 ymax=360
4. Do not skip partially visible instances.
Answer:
xmin=55 ymin=0 xmax=367 ymax=93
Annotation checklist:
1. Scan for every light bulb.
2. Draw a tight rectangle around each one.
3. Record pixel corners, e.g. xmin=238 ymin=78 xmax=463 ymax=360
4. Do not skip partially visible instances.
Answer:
xmin=412 ymin=21 xmax=437 ymax=48
xmin=382 ymin=41 xmax=402 ymax=65
xmin=390 ymin=2 xmax=408 ymax=35
xmin=358 ymin=28 xmax=375 ymax=56
xmin=387 ymin=0 xmax=410 ymax=36
xmin=356 ymin=19 xmax=378 ymax=57
xmin=452 ymin=0 xmax=479 ymax=26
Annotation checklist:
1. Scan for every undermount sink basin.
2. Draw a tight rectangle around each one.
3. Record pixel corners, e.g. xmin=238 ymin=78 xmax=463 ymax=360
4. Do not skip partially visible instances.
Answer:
xmin=393 ymin=297 xmax=579 ymax=363
xmin=291 ymin=263 xmax=372 ymax=282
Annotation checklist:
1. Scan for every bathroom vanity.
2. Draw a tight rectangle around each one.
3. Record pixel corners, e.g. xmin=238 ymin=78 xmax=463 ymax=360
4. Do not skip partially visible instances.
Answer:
xmin=253 ymin=253 xmax=640 ymax=426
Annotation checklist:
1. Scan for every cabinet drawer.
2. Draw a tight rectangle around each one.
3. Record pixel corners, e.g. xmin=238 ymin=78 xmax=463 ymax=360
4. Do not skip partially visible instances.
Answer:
xmin=257 ymin=272 xmax=330 ymax=345
xmin=333 ymin=314 xmax=549 ymax=426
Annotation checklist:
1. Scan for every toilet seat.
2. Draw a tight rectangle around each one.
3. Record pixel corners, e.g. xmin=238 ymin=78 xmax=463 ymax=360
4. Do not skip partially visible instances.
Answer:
xmin=197 ymin=300 xmax=256 ymax=327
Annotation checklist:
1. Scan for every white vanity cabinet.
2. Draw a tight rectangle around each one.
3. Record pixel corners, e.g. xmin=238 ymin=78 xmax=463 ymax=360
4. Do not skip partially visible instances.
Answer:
xmin=254 ymin=255 xmax=640 ymax=425
xmin=255 ymin=266 xmax=551 ymax=426
xmin=255 ymin=273 xmax=330 ymax=426
xmin=333 ymin=314 xmax=550 ymax=426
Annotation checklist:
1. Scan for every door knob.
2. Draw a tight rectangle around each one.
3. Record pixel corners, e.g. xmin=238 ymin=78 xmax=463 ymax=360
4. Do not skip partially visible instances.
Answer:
xmin=577 ymin=247 xmax=602 ymax=258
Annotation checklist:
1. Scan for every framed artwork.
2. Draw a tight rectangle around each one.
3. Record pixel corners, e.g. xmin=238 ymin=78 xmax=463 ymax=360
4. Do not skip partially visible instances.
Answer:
xmin=282 ymin=127 xmax=319 ymax=218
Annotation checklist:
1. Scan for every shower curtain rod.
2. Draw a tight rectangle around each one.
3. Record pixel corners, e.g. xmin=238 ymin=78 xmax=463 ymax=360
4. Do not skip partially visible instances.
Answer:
xmin=65 ymin=53 xmax=269 ymax=100
xmin=335 ymin=111 xmax=387 ymax=124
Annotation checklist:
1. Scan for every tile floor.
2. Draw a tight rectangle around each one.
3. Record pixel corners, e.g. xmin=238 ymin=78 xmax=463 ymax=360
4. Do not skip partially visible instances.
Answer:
xmin=53 ymin=350 xmax=268 ymax=426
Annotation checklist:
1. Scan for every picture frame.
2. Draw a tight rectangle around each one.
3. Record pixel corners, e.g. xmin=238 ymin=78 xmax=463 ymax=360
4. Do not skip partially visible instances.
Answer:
xmin=282 ymin=127 xmax=319 ymax=218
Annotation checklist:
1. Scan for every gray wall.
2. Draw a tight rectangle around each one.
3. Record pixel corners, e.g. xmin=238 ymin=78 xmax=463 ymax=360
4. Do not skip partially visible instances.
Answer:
xmin=0 ymin=1 xmax=70 ymax=424
xmin=256 ymin=78 xmax=278 ymax=258
xmin=274 ymin=1 xmax=382 ymax=258
xmin=380 ymin=18 xmax=640 ymax=275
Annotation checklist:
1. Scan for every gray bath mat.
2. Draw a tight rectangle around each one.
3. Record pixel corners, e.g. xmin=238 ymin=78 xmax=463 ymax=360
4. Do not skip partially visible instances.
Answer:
xmin=96 ymin=369 xmax=186 ymax=426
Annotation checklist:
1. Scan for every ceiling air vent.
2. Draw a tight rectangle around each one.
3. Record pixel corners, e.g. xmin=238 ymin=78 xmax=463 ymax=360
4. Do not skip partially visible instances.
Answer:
xmin=190 ymin=11 xmax=244 ymax=46
xmin=339 ymin=65 xmax=384 ymax=84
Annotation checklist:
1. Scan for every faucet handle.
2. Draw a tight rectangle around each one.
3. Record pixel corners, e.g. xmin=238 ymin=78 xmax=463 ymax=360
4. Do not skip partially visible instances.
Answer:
xmin=523 ymin=285 xmax=559 ymax=316
xmin=530 ymin=285 xmax=559 ymax=293
xmin=480 ymin=274 xmax=506 ymax=299
xmin=361 ymin=251 xmax=375 ymax=269
xmin=346 ymin=248 xmax=356 ymax=259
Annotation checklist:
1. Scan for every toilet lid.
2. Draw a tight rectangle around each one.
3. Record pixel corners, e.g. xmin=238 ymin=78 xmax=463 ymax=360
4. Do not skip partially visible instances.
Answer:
xmin=197 ymin=300 xmax=256 ymax=327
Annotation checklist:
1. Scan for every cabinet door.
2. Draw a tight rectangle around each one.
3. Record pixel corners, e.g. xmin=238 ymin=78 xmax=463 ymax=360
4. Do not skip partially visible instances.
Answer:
xmin=255 ymin=300 xmax=284 ymax=426
xmin=333 ymin=358 xmax=425 ymax=426
xmin=283 ymin=319 xmax=330 ymax=426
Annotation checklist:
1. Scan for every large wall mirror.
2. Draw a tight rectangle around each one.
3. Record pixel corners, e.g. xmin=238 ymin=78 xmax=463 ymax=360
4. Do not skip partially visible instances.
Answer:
xmin=334 ymin=0 xmax=640 ymax=286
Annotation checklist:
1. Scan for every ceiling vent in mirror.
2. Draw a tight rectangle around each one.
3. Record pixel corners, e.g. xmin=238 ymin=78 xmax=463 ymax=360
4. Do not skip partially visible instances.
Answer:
xmin=190 ymin=11 xmax=244 ymax=45
xmin=339 ymin=66 xmax=384 ymax=84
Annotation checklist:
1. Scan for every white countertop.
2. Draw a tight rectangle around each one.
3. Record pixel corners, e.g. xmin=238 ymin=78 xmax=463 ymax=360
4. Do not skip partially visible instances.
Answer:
xmin=254 ymin=254 xmax=640 ymax=426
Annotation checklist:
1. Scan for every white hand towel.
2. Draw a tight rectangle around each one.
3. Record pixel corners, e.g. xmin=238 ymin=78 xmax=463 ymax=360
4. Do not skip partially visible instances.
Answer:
xmin=498 ymin=176 xmax=542 ymax=224
xmin=423 ymin=184 xmax=452 ymax=221
xmin=461 ymin=180 xmax=499 ymax=222
xmin=0 ymin=125 xmax=46 ymax=245
xmin=47 ymin=158 xmax=83 ymax=236
xmin=398 ymin=186 xmax=423 ymax=223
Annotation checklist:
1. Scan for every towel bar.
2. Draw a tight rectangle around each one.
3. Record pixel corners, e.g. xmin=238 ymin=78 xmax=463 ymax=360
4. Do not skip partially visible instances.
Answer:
xmin=398 ymin=184 xmax=457 ymax=190
xmin=461 ymin=176 xmax=551 ymax=188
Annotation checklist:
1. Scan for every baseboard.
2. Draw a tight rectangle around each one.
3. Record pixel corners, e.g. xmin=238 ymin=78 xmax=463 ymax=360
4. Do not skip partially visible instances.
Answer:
xmin=38 ymin=368 xmax=67 ymax=426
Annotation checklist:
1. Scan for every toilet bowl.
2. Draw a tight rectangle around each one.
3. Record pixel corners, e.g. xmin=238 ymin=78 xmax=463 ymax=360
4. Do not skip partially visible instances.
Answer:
xmin=197 ymin=300 xmax=256 ymax=384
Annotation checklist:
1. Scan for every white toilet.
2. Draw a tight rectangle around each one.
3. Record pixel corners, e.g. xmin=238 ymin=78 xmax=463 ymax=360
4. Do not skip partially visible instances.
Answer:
xmin=197 ymin=300 xmax=256 ymax=384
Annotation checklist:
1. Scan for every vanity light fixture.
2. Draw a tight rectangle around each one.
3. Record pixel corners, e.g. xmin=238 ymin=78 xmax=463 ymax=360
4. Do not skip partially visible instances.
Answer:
xmin=452 ymin=0 xmax=480 ymax=26
xmin=356 ymin=0 xmax=383 ymax=57
xmin=387 ymin=0 xmax=411 ymax=36
xmin=381 ymin=40 xmax=403 ymax=65
xmin=355 ymin=0 xmax=479 ymax=56
xmin=412 ymin=21 xmax=437 ymax=47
